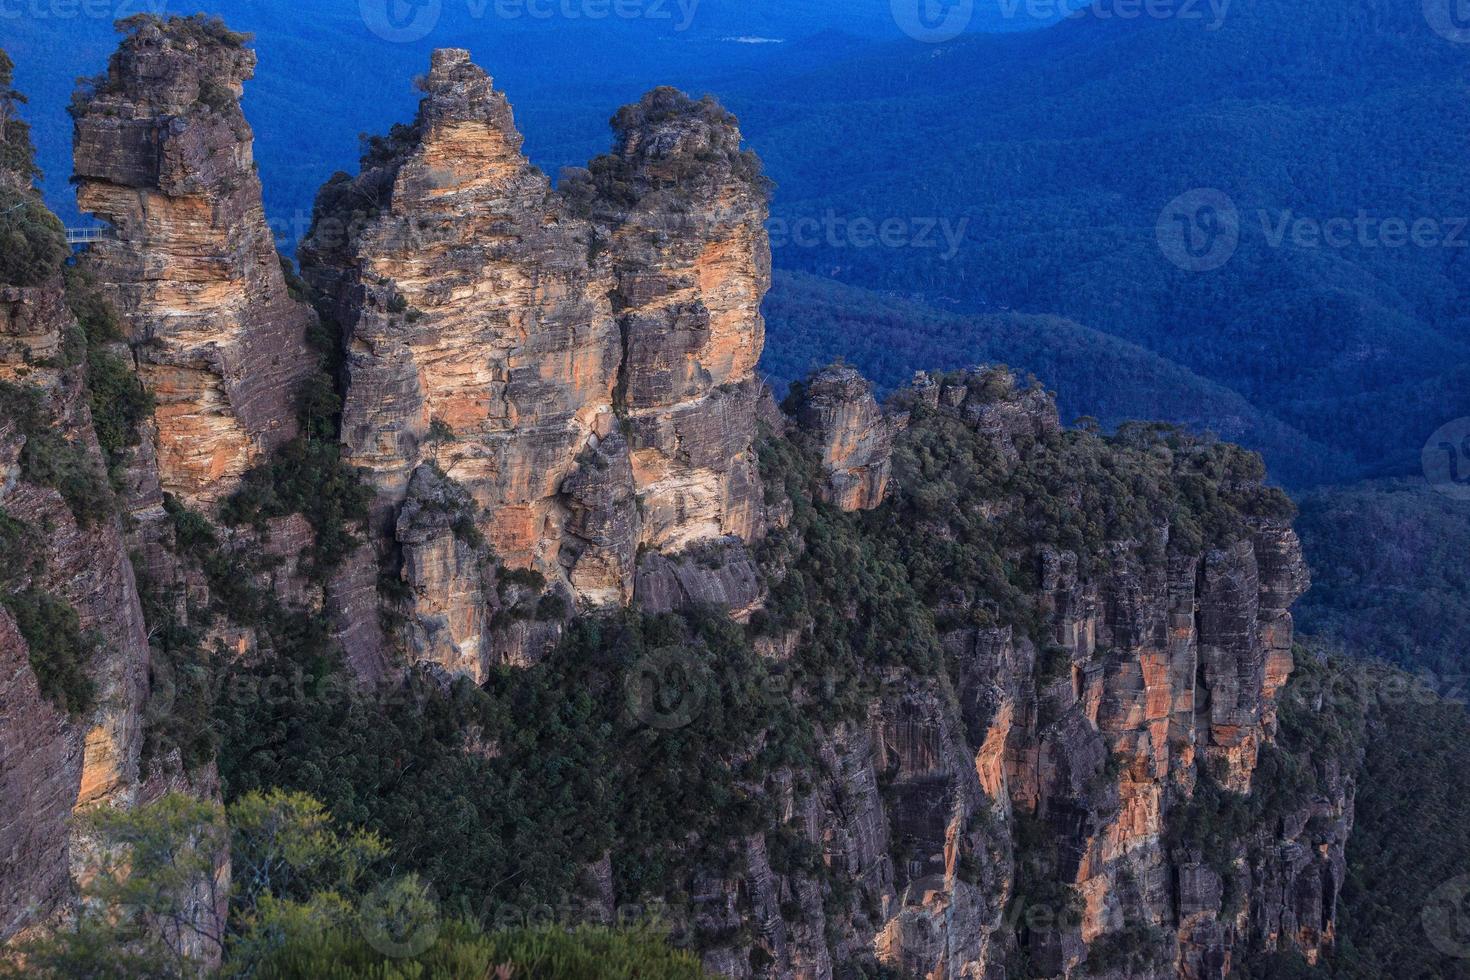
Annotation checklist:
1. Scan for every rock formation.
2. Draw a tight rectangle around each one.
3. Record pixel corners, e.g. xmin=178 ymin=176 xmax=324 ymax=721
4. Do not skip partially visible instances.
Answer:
xmin=575 ymin=86 xmax=770 ymax=553
xmin=300 ymin=54 xmax=771 ymax=676
xmin=0 ymin=26 xmax=1364 ymax=980
xmin=71 ymin=16 xmax=314 ymax=509
xmin=0 ymin=275 xmax=150 ymax=941
xmin=303 ymin=49 xmax=622 ymax=580
xmin=787 ymin=364 xmax=898 ymax=511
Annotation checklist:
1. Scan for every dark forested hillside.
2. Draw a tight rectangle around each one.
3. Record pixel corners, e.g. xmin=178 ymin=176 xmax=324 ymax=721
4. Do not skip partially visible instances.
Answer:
xmin=760 ymin=273 xmax=1352 ymax=487
xmin=1294 ymin=480 xmax=1470 ymax=679
xmin=731 ymin=0 xmax=1470 ymax=486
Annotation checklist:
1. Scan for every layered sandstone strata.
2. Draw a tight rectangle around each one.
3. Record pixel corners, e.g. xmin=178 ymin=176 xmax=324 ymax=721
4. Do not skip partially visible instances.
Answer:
xmin=788 ymin=364 xmax=898 ymax=511
xmin=301 ymin=53 xmax=771 ymax=674
xmin=575 ymin=86 xmax=770 ymax=553
xmin=301 ymin=49 xmax=623 ymax=613
xmin=71 ymin=17 xmax=313 ymax=508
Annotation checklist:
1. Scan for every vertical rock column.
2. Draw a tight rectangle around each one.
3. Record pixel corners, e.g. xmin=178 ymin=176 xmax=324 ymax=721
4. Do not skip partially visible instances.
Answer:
xmin=300 ymin=49 xmax=627 ymax=674
xmin=72 ymin=17 xmax=314 ymax=509
xmin=583 ymin=87 xmax=770 ymax=553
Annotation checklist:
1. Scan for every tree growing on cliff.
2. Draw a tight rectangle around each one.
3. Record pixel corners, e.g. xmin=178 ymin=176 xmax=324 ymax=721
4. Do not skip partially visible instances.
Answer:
xmin=1 ymin=794 xmax=229 ymax=979
xmin=0 ymin=50 xmax=66 ymax=287
xmin=0 ymin=49 xmax=38 ymax=180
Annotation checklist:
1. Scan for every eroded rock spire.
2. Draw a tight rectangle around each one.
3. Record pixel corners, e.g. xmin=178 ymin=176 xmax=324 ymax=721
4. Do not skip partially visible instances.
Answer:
xmin=71 ymin=15 xmax=315 ymax=508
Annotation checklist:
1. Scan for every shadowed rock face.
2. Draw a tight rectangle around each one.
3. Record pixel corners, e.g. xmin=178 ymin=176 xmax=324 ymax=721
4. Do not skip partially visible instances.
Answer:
xmin=0 ymin=606 xmax=78 ymax=942
xmin=71 ymin=17 xmax=314 ymax=508
xmin=0 ymin=278 xmax=150 ymax=941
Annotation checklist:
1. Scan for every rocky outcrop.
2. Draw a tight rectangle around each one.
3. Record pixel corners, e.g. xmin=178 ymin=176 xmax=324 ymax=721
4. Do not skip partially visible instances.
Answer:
xmin=0 ymin=276 xmax=150 ymax=940
xmin=574 ymin=86 xmax=770 ymax=552
xmin=71 ymin=16 xmax=314 ymax=509
xmin=788 ymin=365 xmax=898 ymax=512
xmin=300 ymin=54 xmax=770 ymax=658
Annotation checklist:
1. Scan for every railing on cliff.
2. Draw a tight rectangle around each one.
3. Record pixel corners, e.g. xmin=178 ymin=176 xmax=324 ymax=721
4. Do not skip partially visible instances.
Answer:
xmin=65 ymin=226 xmax=116 ymax=246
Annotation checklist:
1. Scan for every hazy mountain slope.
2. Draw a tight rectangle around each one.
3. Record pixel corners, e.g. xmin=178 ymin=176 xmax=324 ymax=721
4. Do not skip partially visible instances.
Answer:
xmin=728 ymin=0 xmax=1470 ymax=484
xmin=5 ymin=0 xmax=994 ymax=229
xmin=1294 ymin=479 xmax=1470 ymax=679
xmin=761 ymin=272 xmax=1351 ymax=486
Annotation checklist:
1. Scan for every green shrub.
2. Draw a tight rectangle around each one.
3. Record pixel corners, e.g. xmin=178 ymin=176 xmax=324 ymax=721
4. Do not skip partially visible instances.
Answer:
xmin=86 ymin=347 xmax=154 ymax=464
xmin=116 ymin=13 xmax=253 ymax=50
xmin=0 ymin=380 xmax=113 ymax=526
xmin=0 ymin=50 xmax=41 ymax=181
xmin=3 ymin=587 xmax=96 ymax=716
xmin=254 ymin=921 xmax=708 ymax=979
xmin=0 ymin=187 xmax=67 ymax=287
xmin=220 ymin=434 xmax=372 ymax=576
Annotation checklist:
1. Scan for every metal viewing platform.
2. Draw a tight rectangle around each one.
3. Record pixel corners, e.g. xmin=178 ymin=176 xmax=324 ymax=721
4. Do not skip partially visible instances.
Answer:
xmin=65 ymin=227 xmax=116 ymax=246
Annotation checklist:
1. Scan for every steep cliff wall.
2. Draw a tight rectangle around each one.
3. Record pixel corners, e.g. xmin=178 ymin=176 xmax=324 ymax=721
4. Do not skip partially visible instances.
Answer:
xmin=0 ymin=275 xmax=150 ymax=941
xmin=682 ymin=367 xmax=1344 ymax=980
xmin=300 ymin=52 xmax=770 ymax=678
xmin=71 ymin=16 xmax=314 ymax=509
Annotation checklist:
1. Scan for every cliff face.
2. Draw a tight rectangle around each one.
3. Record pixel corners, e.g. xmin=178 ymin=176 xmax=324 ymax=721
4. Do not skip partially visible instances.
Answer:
xmin=0 ymin=276 xmax=150 ymax=941
xmin=676 ymin=370 xmax=1342 ymax=980
xmin=300 ymin=53 xmax=770 ymax=677
xmin=71 ymin=17 xmax=314 ymax=509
